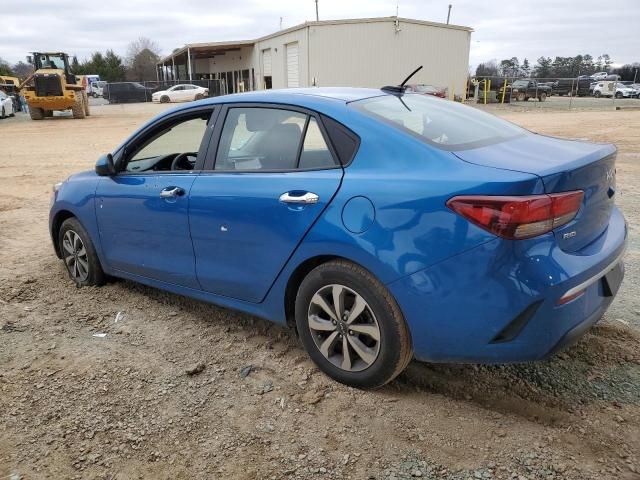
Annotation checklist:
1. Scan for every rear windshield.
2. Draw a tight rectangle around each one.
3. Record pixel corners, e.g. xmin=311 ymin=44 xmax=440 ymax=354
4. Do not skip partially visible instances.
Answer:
xmin=352 ymin=94 xmax=525 ymax=151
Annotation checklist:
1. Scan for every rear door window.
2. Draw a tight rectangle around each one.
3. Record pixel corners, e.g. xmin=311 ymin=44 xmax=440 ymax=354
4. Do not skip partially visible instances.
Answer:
xmin=214 ymin=107 xmax=339 ymax=171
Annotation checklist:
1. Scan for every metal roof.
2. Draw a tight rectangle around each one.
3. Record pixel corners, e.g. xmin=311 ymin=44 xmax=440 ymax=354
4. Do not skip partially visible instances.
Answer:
xmin=158 ymin=16 xmax=472 ymax=64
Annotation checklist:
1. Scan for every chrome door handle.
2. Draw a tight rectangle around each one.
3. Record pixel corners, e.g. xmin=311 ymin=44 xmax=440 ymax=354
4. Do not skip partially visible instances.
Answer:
xmin=160 ymin=186 xmax=185 ymax=198
xmin=279 ymin=192 xmax=319 ymax=204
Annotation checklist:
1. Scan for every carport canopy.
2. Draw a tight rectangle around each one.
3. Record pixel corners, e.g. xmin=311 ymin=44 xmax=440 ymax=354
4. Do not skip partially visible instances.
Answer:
xmin=157 ymin=40 xmax=255 ymax=82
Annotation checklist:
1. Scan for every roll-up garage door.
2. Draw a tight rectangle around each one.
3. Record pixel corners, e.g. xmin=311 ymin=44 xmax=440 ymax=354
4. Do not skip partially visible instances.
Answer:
xmin=262 ymin=49 xmax=272 ymax=76
xmin=286 ymin=42 xmax=299 ymax=87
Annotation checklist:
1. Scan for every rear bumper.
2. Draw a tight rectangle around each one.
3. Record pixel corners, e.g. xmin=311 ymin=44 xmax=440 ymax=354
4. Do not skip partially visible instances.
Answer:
xmin=388 ymin=206 xmax=627 ymax=363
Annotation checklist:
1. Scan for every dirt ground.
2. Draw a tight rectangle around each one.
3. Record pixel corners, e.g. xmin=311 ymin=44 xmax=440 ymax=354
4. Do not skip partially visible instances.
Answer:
xmin=1 ymin=103 xmax=639 ymax=480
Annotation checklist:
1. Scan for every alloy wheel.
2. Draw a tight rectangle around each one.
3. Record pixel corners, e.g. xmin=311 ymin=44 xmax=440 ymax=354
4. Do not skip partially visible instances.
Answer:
xmin=62 ymin=230 xmax=89 ymax=282
xmin=307 ymin=284 xmax=381 ymax=372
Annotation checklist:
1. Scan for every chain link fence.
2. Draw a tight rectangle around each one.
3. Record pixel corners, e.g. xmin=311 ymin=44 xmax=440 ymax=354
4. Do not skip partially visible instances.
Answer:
xmin=99 ymin=79 xmax=225 ymax=104
xmin=467 ymin=76 xmax=639 ymax=110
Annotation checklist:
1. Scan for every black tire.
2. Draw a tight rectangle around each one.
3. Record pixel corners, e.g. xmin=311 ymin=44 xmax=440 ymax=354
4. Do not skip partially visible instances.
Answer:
xmin=539 ymin=92 xmax=547 ymax=102
xmin=29 ymin=107 xmax=44 ymax=120
xmin=295 ymin=260 xmax=412 ymax=389
xmin=194 ymin=93 xmax=204 ymax=101
xmin=595 ymin=91 xmax=601 ymax=98
xmin=1 ymin=107 xmax=4 ymax=119
xmin=615 ymin=92 xmax=623 ymax=99
xmin=58 ymin=217 xmax=105 ymax=287
xmin=72 ymin=92 xmax=86 ymax=119
xmin=82 ymin=91 xmax=90 ymax=116
xmin=516 ymin=93 xmax=525 ymax=102
xmin=160 ymin=95 xmax=170 ymax=103
xmin=44 ymin=110 xmax=53 ymax=118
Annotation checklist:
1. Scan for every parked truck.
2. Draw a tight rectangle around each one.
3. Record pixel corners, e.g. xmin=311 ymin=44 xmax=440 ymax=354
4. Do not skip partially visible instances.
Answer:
xmin=499 ymin=79 xmax=551 ymax=102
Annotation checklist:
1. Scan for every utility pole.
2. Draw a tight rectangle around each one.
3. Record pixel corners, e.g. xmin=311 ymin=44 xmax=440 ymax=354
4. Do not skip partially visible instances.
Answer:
xmin=446 ymin=4 xmax=452 ymax=24
xmin=315 ymin=0 xmax=319 ymax=21
xmin=279 ymin=17 xmax=283 ymax=30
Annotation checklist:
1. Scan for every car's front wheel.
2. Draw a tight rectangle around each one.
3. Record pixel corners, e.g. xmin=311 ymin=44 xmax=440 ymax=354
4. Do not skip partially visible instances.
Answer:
xmin=58 ymin=217 xmax=105 ymax=286
xmin=295 ymin=260 xmax=412 ymax=389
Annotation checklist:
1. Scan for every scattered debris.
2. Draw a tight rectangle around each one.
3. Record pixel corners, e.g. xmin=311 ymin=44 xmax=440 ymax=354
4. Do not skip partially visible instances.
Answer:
xmin=92 ymin=333 xmax=107 ymax=338
xmin=239 ymin=365 xmax=253 ymax=379
xmin=115 ymin=311 xmax=125 ymax=323
xmin=1 ymin=321 xmax=26 ymax=333
xmin=185 ymin=362 xmax=206 ymax=376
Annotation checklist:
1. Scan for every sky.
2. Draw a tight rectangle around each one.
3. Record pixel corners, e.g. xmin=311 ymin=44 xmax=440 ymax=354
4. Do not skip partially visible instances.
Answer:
xmin=1 ymin=0 xmax=638 ymax=69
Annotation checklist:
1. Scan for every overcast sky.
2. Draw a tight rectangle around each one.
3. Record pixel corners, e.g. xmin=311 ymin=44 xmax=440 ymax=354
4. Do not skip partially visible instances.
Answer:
xmin=1 ymin=0 xmax=638 ymax=68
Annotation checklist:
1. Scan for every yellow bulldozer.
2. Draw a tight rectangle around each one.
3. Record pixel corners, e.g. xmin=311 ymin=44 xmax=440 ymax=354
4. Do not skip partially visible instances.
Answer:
xmin=19 ymin=52 xmax=89 ymax=120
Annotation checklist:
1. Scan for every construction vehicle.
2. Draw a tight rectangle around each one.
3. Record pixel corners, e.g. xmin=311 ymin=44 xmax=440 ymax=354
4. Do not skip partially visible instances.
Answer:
xmin=19 ymin=52 xmax=89 ymax=120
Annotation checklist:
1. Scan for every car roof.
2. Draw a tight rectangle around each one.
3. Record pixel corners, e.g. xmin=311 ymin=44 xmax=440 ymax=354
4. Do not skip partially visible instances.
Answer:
xmin=163 ymin=87 xmax=389 ymax=119
xmin=208 ymin=87 xmax=385 ymax=104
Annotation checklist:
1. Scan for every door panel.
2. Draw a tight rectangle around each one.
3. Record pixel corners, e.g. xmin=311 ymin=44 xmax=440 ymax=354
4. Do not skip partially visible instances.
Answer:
xmin=96 ymin=174 xmax=200 ymax=288
xmin=189 ymin=169 xmax=342 ymax=302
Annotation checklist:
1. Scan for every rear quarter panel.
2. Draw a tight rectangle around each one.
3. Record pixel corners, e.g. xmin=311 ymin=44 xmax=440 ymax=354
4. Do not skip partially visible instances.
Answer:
xmin=281 ymin=108 xmax=546 ymax=285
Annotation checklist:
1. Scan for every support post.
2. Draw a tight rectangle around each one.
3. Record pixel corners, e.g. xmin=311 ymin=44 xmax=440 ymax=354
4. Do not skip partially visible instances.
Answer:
xmin=171 ymin=56 xmax=176 ymax=81
xmin=187 ymin=48 xmax=192 ymax=81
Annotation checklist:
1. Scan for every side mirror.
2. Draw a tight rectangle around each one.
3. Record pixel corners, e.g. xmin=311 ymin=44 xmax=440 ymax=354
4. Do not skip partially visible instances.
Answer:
xmin=26 ymin=55 xmax=33 ymax=64
xmin=95 ymin=153 xmax=116 ymax=176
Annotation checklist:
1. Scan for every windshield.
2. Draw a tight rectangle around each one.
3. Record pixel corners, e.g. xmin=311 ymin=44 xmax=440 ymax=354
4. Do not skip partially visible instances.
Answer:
xmin=512 ymin=80 xmax=529 ymax=88
xmin=35 ymin=53 xmax=66 ymax=70
xmin=352 ymin=93 xmax=525 ymax=150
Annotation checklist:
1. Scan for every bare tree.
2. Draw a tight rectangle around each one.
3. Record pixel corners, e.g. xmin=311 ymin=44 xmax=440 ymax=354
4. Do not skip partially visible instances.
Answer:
xmin=13 ymin=61 xmax=34 ymax=79
xmin=125 ymin=37 xmax=161 ymax=82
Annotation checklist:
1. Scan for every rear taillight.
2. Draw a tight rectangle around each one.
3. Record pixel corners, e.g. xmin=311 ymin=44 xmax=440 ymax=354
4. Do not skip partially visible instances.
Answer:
xmin=447 ymin=191 xmax=584 ymax=240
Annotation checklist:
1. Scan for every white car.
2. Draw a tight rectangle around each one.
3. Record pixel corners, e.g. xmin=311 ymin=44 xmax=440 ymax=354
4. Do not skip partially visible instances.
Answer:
xmin=593 ymin=81 xmax=636 ymax=98
xmin=0 ymin=90 xmax=15 ymax=118
xmin=90 ymin=81 xmax=107 ymax=97
xmin=628 ymin=83 xmax=640 ymax=97
xmin=592 ymin=71 xmax=609 ymax=81
xmin=152 ymin=84 xmax=208 ymax=103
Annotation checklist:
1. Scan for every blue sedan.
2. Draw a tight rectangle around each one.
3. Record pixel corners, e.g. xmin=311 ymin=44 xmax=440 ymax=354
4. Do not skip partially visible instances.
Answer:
xmin=50 ymin=87 xmax=626 ymax=388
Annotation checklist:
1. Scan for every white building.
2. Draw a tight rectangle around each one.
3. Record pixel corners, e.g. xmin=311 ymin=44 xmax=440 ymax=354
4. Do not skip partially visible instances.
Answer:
xmin=157 ymin=17 xmax=472 ymax=97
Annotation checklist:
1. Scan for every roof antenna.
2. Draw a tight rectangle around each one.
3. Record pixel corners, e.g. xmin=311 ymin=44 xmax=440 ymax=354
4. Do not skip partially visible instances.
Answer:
xmin=381 ymin=65 xmax=423 ymax=94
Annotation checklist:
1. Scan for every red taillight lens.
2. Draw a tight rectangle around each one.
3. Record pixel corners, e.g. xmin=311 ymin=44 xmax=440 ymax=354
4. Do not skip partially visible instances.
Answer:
xmin=447 ymin=191 xmax=584 ymax=240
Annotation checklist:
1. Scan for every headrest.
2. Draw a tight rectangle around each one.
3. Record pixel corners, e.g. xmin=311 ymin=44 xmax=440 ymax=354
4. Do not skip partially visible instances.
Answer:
xmin=244 ymin=109 xmax=294 ymax=132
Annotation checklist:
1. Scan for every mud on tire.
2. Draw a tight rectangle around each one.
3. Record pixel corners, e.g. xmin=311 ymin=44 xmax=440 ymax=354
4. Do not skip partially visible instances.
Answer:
xmin=72 ymin=92 xmax=86 ymax=119
xmin=29 ymin=107 xmax=45 ymax=120
xmin=58 ymin=217 xmax=105 ymax=287
xmin=295 ymin=260 xmax=413 ymax=389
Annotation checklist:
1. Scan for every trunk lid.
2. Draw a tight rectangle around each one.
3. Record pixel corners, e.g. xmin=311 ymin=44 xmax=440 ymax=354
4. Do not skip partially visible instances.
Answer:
xmin=453 ymin=134 xmax=617 ymax=252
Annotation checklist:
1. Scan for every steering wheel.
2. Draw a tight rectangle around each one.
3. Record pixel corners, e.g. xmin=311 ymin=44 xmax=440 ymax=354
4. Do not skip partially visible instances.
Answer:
xmin=171 ymin=152 xmax=197 ymax=171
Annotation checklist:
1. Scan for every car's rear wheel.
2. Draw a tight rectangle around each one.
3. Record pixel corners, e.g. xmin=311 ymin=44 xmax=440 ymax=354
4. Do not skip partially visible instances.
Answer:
xmin=58 ymin=218 xmax=105 ymax=286
xmin=595 ymin=91 xmax=601 ymax=98
xmin=517 ymin=93 xmax=525 ymax=102
xmin=195 ymin=93 xmax=204 ymax=100
xmin=539 ymin=92 xmax=547 ymax=102
xmin=160 ymin=95 xmax=170 ymax=103
xmin=295 ymin=260 xmax=412 ymax=389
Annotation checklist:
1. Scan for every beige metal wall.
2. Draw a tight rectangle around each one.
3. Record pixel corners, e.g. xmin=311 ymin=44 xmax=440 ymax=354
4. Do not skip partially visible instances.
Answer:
xmin=308 ymin=19 xmax=471 ymax=96
xmin=253 ymin=29 xmax=309 ymax=89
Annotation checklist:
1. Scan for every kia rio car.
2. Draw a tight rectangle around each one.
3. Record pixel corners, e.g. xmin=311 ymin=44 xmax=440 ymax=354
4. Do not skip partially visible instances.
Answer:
xmin=50 ymin=87 xmax=626 ymax=388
